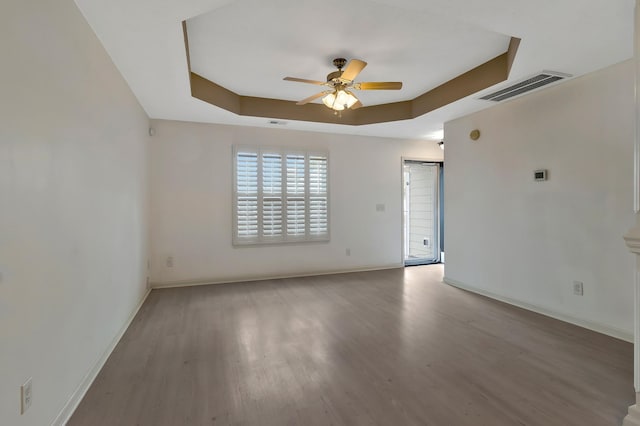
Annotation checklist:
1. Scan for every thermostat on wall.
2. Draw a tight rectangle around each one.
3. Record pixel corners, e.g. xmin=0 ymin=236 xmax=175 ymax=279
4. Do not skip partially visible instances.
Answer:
xmin=534 ymin=169 xmax=548 ymax=181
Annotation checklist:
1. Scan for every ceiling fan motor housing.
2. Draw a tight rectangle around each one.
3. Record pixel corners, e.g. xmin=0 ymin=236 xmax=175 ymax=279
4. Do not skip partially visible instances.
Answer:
xmin=328 ymin=58 xmax=348 ymax=83
xmin=332 ymin=58 xmax=347 ymax=69
xmin=327 ymin=70 xmax=343 ymax=82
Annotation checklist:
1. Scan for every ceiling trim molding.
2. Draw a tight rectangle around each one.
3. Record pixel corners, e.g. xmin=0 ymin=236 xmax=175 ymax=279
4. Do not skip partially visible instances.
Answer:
xmin=183 ymin=21 xmax=520 ymax=126
xmin=182 ymin=21 xmax=192 ymax=74
xmin=507 ymin=36 xmax=521 ymax=75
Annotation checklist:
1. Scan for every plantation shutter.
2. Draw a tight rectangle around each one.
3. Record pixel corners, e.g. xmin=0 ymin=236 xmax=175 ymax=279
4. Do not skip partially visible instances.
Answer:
xmin=286 ymin=154 xmax=306 ymax=237
xmin=235 ymin=150 xmax=259 ymax=240
xmin=309 ymin=155 xmax=328 ymax=236
xmin=233 ymin=146 xmax=329 ymax=244
xmin=262 ymin=152 xmax=283 ymax=237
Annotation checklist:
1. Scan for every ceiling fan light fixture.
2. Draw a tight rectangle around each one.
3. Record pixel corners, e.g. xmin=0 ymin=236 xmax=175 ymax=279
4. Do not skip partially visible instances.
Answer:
xmin=322 ymin=89 xmax=358 ymax=111
xmin=286 ymin=58 xmax=402 ymax=112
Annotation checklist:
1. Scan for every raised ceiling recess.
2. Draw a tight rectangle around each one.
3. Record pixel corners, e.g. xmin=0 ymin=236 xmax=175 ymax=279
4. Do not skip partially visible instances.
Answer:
xmin=183 ymin=0 xmax=520 ymax=126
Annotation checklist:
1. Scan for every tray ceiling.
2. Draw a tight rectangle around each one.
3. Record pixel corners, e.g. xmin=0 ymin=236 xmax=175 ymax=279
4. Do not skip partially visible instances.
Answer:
xmin=74 ymin=0 xmax=634 ymax=139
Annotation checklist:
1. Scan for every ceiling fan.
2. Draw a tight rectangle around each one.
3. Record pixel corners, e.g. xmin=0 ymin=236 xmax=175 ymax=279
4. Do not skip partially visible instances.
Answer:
xmin=283 ymin=58 xmax=403 ymax=113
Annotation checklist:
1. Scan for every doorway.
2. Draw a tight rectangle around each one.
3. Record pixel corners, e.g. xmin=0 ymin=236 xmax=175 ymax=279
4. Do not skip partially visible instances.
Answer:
xmin=403 ymin=160 xmax=443 ymax=266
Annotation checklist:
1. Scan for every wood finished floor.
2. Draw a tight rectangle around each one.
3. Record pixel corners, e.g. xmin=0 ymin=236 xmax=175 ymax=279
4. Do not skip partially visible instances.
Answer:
xmin=69 ymin=265 xmax=634 ymax=426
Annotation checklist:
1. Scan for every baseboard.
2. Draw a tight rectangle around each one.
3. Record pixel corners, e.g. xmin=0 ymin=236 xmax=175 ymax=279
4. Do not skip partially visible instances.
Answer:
xmin=442 ymin=276 xmax=633 ymax=343
xmin=51 ymin=288 xmax=152 ymax=426
xmin=151 ymin=263 xmax=404 ymax=289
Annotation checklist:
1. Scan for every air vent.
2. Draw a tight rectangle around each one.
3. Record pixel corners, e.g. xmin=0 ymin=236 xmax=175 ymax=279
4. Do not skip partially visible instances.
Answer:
xmin=268 ymin=120 xmax=287 ymax=126
xmin=480 ymin=71 xmax=571 ymax=102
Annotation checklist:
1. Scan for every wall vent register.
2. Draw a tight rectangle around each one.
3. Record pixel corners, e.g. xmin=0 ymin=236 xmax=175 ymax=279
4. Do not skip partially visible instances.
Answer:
xmin=534 ymin=169 xmax=548 ymax=181
xmin=479 ymin=71 xmax=571 ymax=102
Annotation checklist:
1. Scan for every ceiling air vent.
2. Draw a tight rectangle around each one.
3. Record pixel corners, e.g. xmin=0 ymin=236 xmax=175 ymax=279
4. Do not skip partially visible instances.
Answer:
xmin=479 ymin=71 xmax=572 ymax=102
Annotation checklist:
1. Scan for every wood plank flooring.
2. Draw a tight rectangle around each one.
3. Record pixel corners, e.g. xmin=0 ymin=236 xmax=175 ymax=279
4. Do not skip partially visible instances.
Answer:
xmin=69 ymin=265 xmax=634 ymax=425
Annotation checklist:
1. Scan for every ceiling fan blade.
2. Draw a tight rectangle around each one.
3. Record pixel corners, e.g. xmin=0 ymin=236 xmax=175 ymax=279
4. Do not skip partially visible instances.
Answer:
xmin=355 ymin=82 xmax=403 ymax=90
xmin=351 ymin=100 xmax=364 ymax=110
xmin=340 ymin=59 xmax=367 ymax=81
xmin=284 ymin=77 xmax=327 ymax=85
xmin=296 ymin=91 xmax=331 ymax=105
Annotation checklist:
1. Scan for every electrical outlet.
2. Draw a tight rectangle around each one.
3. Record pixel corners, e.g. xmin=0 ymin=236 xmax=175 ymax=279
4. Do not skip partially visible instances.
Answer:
xmin=20 ymin=378 xmax=32 ymax=414
xmin=166 ymin=256 xmax=173 ymax=268
xmin=345 ymin=248 xmax=351 ymax=256
xmin=573 ymin=281 xmax=584 ymax=296
xmin=423 ymin=238 xmax=430 ymax=247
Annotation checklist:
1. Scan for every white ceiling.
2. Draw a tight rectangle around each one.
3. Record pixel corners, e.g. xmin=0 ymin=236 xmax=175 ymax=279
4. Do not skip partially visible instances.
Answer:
xmin=187 ymin=0 xmax=510 ymax=105
xmin=74 ymin=0 xmax=634 ymax=140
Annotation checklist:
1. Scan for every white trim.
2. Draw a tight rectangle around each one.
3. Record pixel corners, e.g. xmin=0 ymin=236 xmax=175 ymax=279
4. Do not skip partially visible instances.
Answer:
xmin=51 ymin=289 xmax=151 ymax=426
xmin=635 ymin=266 xmax=640 ymax=392
xmin=151 ymin=263 xmax=404 ymax=289
xmin=625 ymin=226 xmax=640 ymax=255
xmin=400 ymin=158 xmax=405 ymax=265
xmin=635 ymin=0 xmax=640 ymax=213
xmin=623 ymin=1 xmax=640 ymax=424
xmin=443 ymin=276 xmax=633 ymax=343
xmin=623 ymin=399 xmax=640 ymax=426
xmin=625 ymin=225 xmax=640 ymax=391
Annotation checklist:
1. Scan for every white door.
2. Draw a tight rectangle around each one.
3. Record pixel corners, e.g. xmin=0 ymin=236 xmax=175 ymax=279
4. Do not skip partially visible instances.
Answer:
xmin=403 ymin=161 xmax=440 ymax=265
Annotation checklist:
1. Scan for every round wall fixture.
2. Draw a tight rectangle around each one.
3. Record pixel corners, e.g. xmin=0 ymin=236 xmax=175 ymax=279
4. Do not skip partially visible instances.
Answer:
xmin=469 ymin=129 xmax=480 ymax=140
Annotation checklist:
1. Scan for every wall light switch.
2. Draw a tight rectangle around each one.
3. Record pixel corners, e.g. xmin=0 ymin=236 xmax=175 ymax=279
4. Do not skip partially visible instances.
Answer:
xmin=573 ymin=280 xmax=584 ymax=296
xmin=21 ymin=378 xmax=32 ymax=414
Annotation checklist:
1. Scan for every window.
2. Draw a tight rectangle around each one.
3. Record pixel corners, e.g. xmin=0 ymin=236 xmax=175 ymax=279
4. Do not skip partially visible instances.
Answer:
xmin=233 ymin=146 xmax=329 ymax=245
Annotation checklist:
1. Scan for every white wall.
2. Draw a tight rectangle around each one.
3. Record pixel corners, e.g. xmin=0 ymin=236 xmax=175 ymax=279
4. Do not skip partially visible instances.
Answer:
xmin=444 ymin=60 xmax=636 ymax=339
xmin=0 ymin=0 xmax=150 ymax=424
xmin=149 ymin=120 xmax=442 ymax=285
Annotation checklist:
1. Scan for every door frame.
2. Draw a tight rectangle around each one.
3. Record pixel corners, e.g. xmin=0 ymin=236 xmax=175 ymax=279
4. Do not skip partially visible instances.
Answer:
xmin=400 ymin=156 xmax=444 ymax=266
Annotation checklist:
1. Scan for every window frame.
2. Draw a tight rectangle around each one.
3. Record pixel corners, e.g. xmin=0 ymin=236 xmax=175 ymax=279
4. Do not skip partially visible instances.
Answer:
xmin=232 ymin=145 xmax=330 ymax=246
